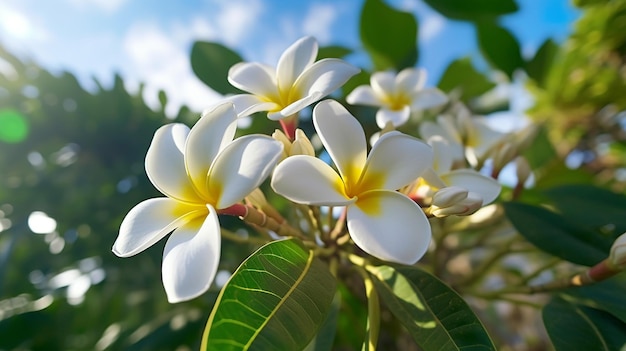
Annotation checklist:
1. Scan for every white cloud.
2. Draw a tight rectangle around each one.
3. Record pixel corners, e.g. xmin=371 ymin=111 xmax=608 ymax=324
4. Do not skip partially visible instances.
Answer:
xmin=118 ymin=0 xmax=267 ymax=117
xmin=215 ymin=0 xmax=264 ymax=46
xmin=420 ymin=13 xmax=445 ymax=43
xmin=302 ymin=3 xmax=339 ymax=43
xmin=67 ymin=0 xmax=128 ymax=13
xmin=123 ymin=22 xmax=221 ymax=117
xmin=0 ymin=4 xmax=48 ymax=43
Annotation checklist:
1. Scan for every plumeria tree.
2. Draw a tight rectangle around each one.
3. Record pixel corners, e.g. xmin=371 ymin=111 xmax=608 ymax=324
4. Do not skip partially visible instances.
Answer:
xmin=3 ymin=0 xmax=626 ymax=350
xmin=114 ymin=0 xmax=626 ymax=347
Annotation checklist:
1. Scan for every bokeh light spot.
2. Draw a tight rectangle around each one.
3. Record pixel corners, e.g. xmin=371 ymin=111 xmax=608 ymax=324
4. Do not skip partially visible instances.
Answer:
xmin=0 ymin=109 xmax=29 ymax=143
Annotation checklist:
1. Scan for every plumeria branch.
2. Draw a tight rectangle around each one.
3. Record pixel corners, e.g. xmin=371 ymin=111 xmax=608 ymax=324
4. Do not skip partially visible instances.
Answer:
xmin=239 ymin=204 xmax=307 ymax=239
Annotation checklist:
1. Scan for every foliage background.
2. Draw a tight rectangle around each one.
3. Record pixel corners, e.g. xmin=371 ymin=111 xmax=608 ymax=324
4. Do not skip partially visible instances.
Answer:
xmin=1 ymin=0 xmax=626 ymax=350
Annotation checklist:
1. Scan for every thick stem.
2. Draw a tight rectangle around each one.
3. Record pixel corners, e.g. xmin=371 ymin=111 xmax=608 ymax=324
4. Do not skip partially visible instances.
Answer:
xmin=241 ymin=205 xmax=306 ymax=239
xmin=355 ymin=265 xmax=380 ymax=351
xmin=279 ymin=115 xmax=298 ymax=140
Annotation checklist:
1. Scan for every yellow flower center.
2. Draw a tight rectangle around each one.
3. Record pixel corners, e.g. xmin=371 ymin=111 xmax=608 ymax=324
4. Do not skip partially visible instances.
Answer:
xmin=265 ymin=86 xmax=302 ymax=112
xmin=382 ymin=92 xmax=411 ymax=111
xmin=339 ymin=163 xmax=386 ymax=216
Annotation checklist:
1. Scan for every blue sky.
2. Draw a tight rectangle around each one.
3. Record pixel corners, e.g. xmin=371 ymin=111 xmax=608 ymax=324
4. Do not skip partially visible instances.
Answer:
xmin=0 ymin=0 xmax=579 ymax=116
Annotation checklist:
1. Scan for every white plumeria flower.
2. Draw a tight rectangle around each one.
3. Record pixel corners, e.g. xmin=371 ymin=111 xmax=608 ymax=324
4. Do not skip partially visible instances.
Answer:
xmin=346 ymin=67 xmax=448 ymax=129
xmin=271 ymin=99 xmax=433 ymax=265
xmin=112 ymin=103 xmax=283 ymax=303
xmin=226 ymin=36 xmax=359 ymax=136
xmin=419 ymin=103 xmax=507 ymax=166
xmin=413 ymin=136 xmax=501 ymax=214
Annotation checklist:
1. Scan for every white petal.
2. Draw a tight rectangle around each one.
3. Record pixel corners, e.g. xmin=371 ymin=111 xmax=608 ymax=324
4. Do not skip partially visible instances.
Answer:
xmin=397 ymin=67 xmax=426 ymax=93
xmin=145 ymin=124 xmax=201 ymax=203
xmin=313 ymin=100 xmax=367 ymax=184
xmin=347 ymin=190 xmax=431 ymax=264
xmin=360 ymin=132 xmax=433 ymax=191
xmin=428 ymin=136 xmax=454 ymax=174
xmin=185 ymin=103 xmax=237 ymax=196
xmin=419 ymin=120 xmax=445 ymax=140
xmin=223 ymin=94 xmax=279 ymax=118
xmin=208 ymin=135 xmax=283 ymax=209
xmin=440 ymin=169 xmax=501 ymax=204
xmin=375 ymin=107 xmax=410 ymax=129
xmin=420 ymin=120 xmax=464 ymax=161
xmin=271 ymin=155 xmax=353 ymax=206
xmin=113 ymin=198 xmax=206 ymax=257
xmin=421 ymin=168 xmax=447 ymax=189
xmin=411 ymin=88 xmax=448 ymax=110
xmin=346 ymin=85 xmax=382 ymax=106
xmin=370 ymin=71 xmax=396 ymax=96
xmin=162 ymin=206 xmax=221 ymax=303
xmin=228 ymin=62 xmax=278 ymax=97
xmin=293 ymin=58 xmax=360 ymax=98
xmin=268 ymin=91 xmax=323 ymax=121
xmin=277 ymin=36 xmax=317 ymax=93
xmin=471 ymin=119 xmax=507 ymax=157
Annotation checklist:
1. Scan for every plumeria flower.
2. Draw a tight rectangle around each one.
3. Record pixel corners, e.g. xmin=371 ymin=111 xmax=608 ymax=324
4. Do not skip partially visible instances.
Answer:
xmin=346 ymin=67 xmax=448 ymax=129
xmin=410 ymin=136 xmax=501 ymax=216
xmin=419 ymin=102 xmax=507 ymax=166
xmin=226 ymin=36 xmax=360 ymax=138
xmin=271 ymin=99 xmax=433 ymax=264
xmin=112 ymin=103 xmax=283 ymax=303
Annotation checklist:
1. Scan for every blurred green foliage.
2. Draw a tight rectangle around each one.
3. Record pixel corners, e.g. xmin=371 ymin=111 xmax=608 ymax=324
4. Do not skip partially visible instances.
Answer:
xmin=2 ymin=0 xmax=626 ymax=349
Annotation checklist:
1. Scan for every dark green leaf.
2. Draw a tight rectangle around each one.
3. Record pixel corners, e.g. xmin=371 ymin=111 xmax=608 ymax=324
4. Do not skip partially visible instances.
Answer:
xmin=563 ymin=275 xmax=626 ymax=324
xmin=201 ymin=238 xmax=337 ymax=351
xmin=318 ymin=45 xmax=352 ymax=60
xmin=476 ymin=22 xmax=524 ymax=79
xmin=437 ymin=57 xmax=496 ymax=102
xmin=304 ymin=293 xmax=341 ymax=351
xmin=525 ymin=39 xmax=559 ymax=87
xmin=190 ymin=41 xmax=243 ymax=95
xmin=368 ymin=265 xmax=496 ymax=351
xmin=424 ymin=0 xmax=518 ymax=21
xmin=360 ymin=0 xmax=418 ymax=70
xmin=543 ymin=296 xmax=626 ymax=351
xmin=543 ymin=184 xmax=626 ymax=239
xmin=503 ymin=202 xmax=608 ymax=266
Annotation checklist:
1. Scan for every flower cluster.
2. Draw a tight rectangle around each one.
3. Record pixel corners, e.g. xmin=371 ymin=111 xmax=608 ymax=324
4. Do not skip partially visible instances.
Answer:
xmin=113 ymin=36 xmax=517 ymax=302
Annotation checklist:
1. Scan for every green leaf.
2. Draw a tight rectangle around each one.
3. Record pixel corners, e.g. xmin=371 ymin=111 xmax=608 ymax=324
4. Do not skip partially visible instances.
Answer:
xmin=317 ymin=45 xmax=352 ymax=60
xmin=191 ymin=41 xmax=243 ymax=95
xmin=543 ymin=184 xmax=626 ymax=239
xmin=563 ymin=276 xmax=626 ymax=324
xmin=360 ymin=0 xmax=418 ymax=70
xmin=201 ymin=238 xmax=337 ymax=351
xmin=525 ymin=38 xmax=559 ymax=88
xmin=476 ymin=22 xmax=524 ymax=79
xmin=543 ymin=297 xmax=626 ymax=351
xmin=367 ymin=265 xmax=496 ymax=351
xmin=503 ymin=202 xmax=608 ymax=266
xmin=437 ymin=57 xmax=496 ymax=102
xmin=423 ymin=0 xmax=518 ymax=21
xmin=304 ymin=293 xmax=341 ymax=351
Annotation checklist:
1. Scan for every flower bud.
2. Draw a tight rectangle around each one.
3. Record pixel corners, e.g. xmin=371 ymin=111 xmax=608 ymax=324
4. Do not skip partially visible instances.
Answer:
xmin=515 ymin=156 xmax=531 ymax=186
xmin=272 ymin=129 xmax=291 ymax=160
xmin=432 ymin=186 xmax=468 ymax=208
xmin=245 ymin=188 xmax=268 ymax=209
xmin=431 ymin=189 xmax=482 ymax=217
xmin=291 ymin=129 xmax=315 ymax=156
xmin=492 ymin=143 xmax=517 ymax=174
xmin=609 ymin=232 xmax=626 ymax=270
